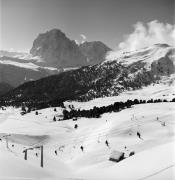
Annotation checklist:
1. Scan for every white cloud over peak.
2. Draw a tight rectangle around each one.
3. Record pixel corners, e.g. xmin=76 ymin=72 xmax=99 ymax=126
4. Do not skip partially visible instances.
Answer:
xmin=74 ymin=34 xmax=87 ymax=45
xmin=74 ymin=39 xmax=80 ymax=45
xmin=118 ymin=20 xmax=175 ymax=51
xmin=80 ymin=34 xmax=87 ymax=43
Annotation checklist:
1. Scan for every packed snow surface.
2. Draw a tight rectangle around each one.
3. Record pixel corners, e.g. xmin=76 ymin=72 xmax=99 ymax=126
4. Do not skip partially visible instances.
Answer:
xmin=0 ymin=100 xmax=175 ymax=179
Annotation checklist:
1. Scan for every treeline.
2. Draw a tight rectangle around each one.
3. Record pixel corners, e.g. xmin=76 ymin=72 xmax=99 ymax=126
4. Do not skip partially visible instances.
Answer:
xmin=1 ymin=97 xmax=175 ymax=118
xmin=62 ymin=98 xmax=175 ymax=120
xmin=0 ymin=98 xmax=65 ymax=112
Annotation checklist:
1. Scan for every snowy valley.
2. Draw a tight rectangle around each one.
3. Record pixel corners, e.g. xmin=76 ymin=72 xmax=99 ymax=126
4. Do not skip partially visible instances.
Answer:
xmin=0 ymin=79 xmax=175 ymax=179
xmin=1 ymin=1 xmax=174 ymax=179
xmin=0 ymin=32 xmax=175 ymax=180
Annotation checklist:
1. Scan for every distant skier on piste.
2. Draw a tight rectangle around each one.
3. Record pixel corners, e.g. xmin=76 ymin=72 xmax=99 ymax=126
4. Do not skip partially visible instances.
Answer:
xmin=137 ymin=131 xmax=143 ymax=140
xmin=105 ymin=140 xmax=110 ymax=148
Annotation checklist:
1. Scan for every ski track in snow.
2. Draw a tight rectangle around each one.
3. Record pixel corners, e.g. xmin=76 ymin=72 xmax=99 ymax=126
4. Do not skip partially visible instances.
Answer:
xmin=138 ymin=164 xmax=175 ymax=180
xmin=0 ymin=85 xmax=175 ymax=179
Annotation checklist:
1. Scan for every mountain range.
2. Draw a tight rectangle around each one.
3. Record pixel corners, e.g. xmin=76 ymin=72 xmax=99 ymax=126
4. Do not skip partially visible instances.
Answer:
xmin=1 ymin=43 xmax=174 ymax=108
xmin=0 ymin=55 xmax=59 ymax=95
xmin=0 ymin=29 xmax=111 ymax=95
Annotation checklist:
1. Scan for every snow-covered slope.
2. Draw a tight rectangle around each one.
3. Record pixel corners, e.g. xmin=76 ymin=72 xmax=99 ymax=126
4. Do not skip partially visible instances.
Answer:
xmin=0 ymin=59 xmax=58 ymax=71
xmin=0 ymin=60 xmax=41 ymax=71
xmin=0 ymin=55 xmax=60 ymax=91
xmin=0 ymin=50 xmax=41 ymax=61
xmin=0 ymin=144 xmax=53 ymax=180
xmin=0 ymin=101 xmax=174 ymax=179
xmin=77 ymin=141 xmax=175 ymax=180
xmin=106 ymin=44 xmax=174 ymax=68
xmin=0 ymin=44 xmax=174 ymax=179
xmin=2 ymin=43 xmax=174 ymax=106
xmin=65 ymin=73 xmax=175 ymax=110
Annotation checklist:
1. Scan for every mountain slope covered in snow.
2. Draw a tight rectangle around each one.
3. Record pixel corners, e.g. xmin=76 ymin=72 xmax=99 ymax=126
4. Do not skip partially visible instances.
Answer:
xmin=0 ymin=44 xmax=174 ymax=107
xmin=0 ymin=100 xmax=174 ymax=180
xmin=0 ymin=57 xmax=60 ymax=89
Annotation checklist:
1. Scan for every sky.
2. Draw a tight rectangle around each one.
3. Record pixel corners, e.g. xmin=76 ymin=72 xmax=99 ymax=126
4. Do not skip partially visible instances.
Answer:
xmin=0 ymin=0 xmax=174 ymax=52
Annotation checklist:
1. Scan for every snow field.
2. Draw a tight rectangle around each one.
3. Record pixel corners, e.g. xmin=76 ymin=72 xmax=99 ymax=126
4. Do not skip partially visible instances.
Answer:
xmin=0 ymin=101 xmax=174 ymax=179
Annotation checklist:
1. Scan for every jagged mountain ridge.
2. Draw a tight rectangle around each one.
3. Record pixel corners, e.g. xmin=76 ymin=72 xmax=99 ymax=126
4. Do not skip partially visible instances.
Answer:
xmin=0 ymin=44 xmax=174 ymax=107
xmin=30 ymin=29 xmax=111 ymax=68
xmin=30 ymin=29 xmax=87 ymax=68
xmin=79 ymin=41 xmax=111 ymax=65
xmin=0 ymin=29 xmax=111 ymax=95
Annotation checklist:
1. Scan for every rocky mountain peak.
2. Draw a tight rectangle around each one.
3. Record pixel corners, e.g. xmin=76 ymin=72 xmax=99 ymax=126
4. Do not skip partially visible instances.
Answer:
xmin=30 ymin=29 xmax=111 ymax=68
xmin=30 ymin=29 xmax=87 ymax=68
xmin=79 ymin=41 xmax=111 ymax=65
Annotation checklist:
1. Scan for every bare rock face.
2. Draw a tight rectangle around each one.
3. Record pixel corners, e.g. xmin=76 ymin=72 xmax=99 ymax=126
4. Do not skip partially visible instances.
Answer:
xmin=30 ymin=29 xmax=111 ymax=68
xmin=79 ymin=41 xmax=111 ymax=65
xmin=30 ymin=29 xmax=87 ymax=68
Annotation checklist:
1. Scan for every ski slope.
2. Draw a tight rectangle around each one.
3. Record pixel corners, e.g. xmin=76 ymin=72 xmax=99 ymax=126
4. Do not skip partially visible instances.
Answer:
xmin=0 ymin=100 xmax=175 ymax=179
xmin=106 ymin=44 xmax=174 ymax=69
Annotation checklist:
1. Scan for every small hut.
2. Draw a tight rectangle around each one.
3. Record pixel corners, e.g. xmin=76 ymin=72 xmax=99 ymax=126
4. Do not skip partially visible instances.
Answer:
xmin=109 ymin=150 xmax=125 ymax=163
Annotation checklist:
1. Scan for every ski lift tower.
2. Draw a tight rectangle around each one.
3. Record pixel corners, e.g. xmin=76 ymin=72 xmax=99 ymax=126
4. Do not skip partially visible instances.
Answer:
xmin=2 ymin=134 xmax=11 ymax=149
xmin=23 ymin=145 xmax=44 ymax=168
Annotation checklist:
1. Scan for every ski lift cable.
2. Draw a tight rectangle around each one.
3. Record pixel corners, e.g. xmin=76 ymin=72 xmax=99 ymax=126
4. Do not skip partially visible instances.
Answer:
xmin=53 ymin=118 xmax=153 ymax=148
xmin=54 ymin=115 xmax=154 ymax=145
xmin=1 ymin=117 xmax=167 ymax=151
xmin=63 ymin=115 xmax=172 ymax=147
xmin=1 ymin=116 xmax=172 ymax=152
xmin=51 ymin=116 xmax=163 ymax=149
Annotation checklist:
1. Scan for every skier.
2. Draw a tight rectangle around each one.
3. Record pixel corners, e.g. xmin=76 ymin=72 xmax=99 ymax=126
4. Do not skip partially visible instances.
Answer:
xmin=137 ymin=131 xmax=143 ymax=140
xmin=105 ymin=140 xmax=110 ymax=148
xmin=53 ymin=116 xmax=56 ymax=121
xmin=80 ymin=146 xmax=84 ymax=152
xmin=74 ymin=124 xmax=78 ymax=129
xmin=54 ymin=150 xmax=57 ymax=155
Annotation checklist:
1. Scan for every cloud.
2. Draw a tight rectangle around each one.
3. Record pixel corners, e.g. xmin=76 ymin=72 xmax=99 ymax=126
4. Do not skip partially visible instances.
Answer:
xmin=74 ymin=34 xmax=87 ymax=45
xmin=9 ymin=48 xmax=15 ymax=52
xmin=118 ymin=20 xmax=175 ymax=51
xmin=74 ymin=39 xmax=80 ymax=45
xmin=80 ymin=34 xmax=87 ymax=43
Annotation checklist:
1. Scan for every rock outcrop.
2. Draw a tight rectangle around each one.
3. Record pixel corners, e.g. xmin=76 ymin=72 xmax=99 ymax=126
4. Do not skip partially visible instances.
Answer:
xmin=79 ymin=41 xmax=111 ymax=65
xmin=30 ymin=29 xmax=111 ymax=68
xmin=30 ymin=29 xmax=87 ymax=68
